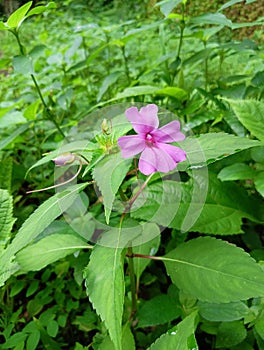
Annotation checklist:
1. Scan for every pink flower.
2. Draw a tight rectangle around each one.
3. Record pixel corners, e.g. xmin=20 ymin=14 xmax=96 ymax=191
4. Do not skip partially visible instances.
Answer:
xmin=118 ymin=104 xmax=186 ymax=175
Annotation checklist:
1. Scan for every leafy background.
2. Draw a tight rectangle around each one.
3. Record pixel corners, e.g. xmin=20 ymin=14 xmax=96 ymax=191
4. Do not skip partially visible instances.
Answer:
xmin=0 ymin=0 xmax=264 ymax=349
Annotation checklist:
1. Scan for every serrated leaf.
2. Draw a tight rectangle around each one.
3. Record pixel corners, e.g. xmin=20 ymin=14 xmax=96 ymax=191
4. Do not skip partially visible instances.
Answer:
xmin=164 ymin=237 xmax=264 ymax=302
xmin=0 ymin=183 xmax=87 ymax=286
xmin=217 ymin=163 xmax=255 ymax=181
xmin=0 ymin=158 xmax=13 ymax=191
xmin=6 ymin=1 xmax=32 ymax=29
xmin=93 ymin=153 xmax=131 ymax=224
xmin=16 ymin=231 xmax=90 ymax=272
xmin=177 ymin=133 xmax=261 ymax=171
xmin=84 ymin=245 xmax=125 ymax=350
xmin=198 ymin=301 xmax=249 ymax=322
xmin=0 ymin=190 xmax=15 ymax=251
xmin=147 ymin=311 xmax=198 ymax=350
xmin=132 ymin=172 xmax=264 ymax=234
xmin=228 ymin=99 xmax=264 ymax=141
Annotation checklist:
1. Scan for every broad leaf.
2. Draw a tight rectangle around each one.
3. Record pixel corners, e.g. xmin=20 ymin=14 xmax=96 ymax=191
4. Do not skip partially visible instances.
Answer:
xmin=92 ymin=153 xmax=131 ymax=224
xmin=0 ymin=183 xmax=87 ymax=286
xmin=164 ymin=237 xmax=264 ymax=302
xmin=13 ymin=55 xmax=34 ymax=75
xmin=137 ymin=293 xmax=181 ymax=328
xmin=16 ymin=226 xmax=91 ymax=272
xmin=216 ymin=321 xmax=247 ymax=348
xmin=217 ymin=163 xmax=255 ymax=181
xmin=189 ymin=13 xmax=233 ymax=27
xmin=26 ymin=2 xmax=56 ymax=17
xmin=198 ymin=301 xmax=249 ymax=322
xmin=177 ymin=133 xmax=261 ymax=171
xmin=132 ymin=172 xmax=264 ymax=234
xmin=228 ymin=99 xmax=264 ymax=141
xmin=84 ymin=245 xmax=125 ymax=350
xmin=147 ymin=311 xmax=198 ymax=350
xmin=0 ymin=190 xmax=15 ymax=251
xmin=6 ymin=1 xmax=32 ymax=29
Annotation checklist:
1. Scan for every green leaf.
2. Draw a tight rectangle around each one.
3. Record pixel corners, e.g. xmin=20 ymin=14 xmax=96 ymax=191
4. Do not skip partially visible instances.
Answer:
xmin=164 ymin=237 xmax=264 ymax=303
xmin=84 ymin=245 xmax=125 ymax=350
xmin=218 ymin=0 xmax=243 ymax=11
xmin=155 ymin=0 xmax=183 ymax=17
xmin=6 ymin=1 xmax=33 ymax=29
xmin=228 ymin=99 xmax=264 ymax=141
xmin=155 ymin=87 xmax=188 ymax=101
xmin=132 ymin=172 xmax=264 ymax=234
xmin=133 ymin=230 xmax=160 ymax=281
xmin=217 ymin=163 xmax=255 ymax=181
xmin=92 ymin=153 xmax=131 ymax=224
xmin=254 ymin=172 xmax=264 ymax=197
xmin=190 ymin=13 xmax=233 ymax=27
xmin=147 ymin=311 xmax=198 ymax=350
xmin=0 ymin=157 xmax=13 ymax=191
xmin=97 ymin=71 xmax=121 ymax=102
xmin=0 ymin=183 xmax=87 ymax=286
xmin=216 ymin=321 xmax=247 ymax=348
xmin=27 ymin=140 xmax=97 ymax=174
xmin=13 ymin=55 xmax=34 ymax=75
xmin=26 ymin=330 xmax=40 ymax=350
xmin=0 ymin=190 xmax=15 ymax=251
xmin=137 ymin=293 xmax=181 ymax=328
xmin=198 ymin=301 xmax=249 ymax=322
xmin=177 ymin=133 xmax=261 ymax=171
xmin=26 ymin=2 xmax=56 ymax=17
xmin=0 ymin=21 xmax=8 ymax=30
xmin=98 ymin=323 xmax=135 ymax=350
xmin=0 ymin=124 xmax=29 ymax=151
xmin=115 ymin=86 xmax=161 ymax=99
xmin=16 ymin=230 xmax=90 ymax=272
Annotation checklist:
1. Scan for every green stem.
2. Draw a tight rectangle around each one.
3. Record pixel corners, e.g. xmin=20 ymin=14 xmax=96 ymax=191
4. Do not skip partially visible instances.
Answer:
xmin=127 ymin=246 xmax=137 ymax=318
xmin=171 ymin=2 xmax=185 ymax=86
xmin=11 ymin=29 xmax=66 ymax=138
xmin=203 ymin=41 xmax=208 ymax=91
xmin=121 ymin=45 xmax=131 ymax=84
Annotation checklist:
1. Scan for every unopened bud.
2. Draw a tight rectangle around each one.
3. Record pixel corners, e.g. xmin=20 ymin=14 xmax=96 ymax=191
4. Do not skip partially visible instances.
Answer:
xmin=53 ymin=152 xmax=76 ymax=166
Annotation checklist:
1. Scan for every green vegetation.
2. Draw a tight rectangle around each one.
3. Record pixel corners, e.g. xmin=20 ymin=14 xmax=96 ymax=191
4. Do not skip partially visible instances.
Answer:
xmin=0 ymin=0 xmax=264 ymax=349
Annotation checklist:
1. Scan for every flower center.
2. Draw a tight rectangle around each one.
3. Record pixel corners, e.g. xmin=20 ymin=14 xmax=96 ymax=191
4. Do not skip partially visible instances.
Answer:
xmin=145 ymin=133 xmax=155 ymax=146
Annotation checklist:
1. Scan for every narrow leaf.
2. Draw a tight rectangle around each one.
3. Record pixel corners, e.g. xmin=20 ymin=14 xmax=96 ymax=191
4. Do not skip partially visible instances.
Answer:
xmin=164 ymin=237 xmax=264 ymax=302
xmin=0 ymin=190 xmax=15 ymax=251
xmin=92 ymin=153 xmax=131 ymax=223
xmin=254 ymin=172 xmax=264 ymax=197
xmin=177 ymin=133 xmax=261 ymax=171
xmin=16 ymin=231 xmax=90 ymax=272
xmin=84 ymin=245 xmax=125 ymax=350
xmin=147 ymin=311 xmax=198 ymax=350
xmin=7 ymin=1 xmax=32 ymax=29
xmin=0 ymin=183 xmax=87 ymax=286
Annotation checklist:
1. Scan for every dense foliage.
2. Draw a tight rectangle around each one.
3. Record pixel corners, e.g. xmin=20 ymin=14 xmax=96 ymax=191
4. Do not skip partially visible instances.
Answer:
xmin=0 ymin=0 xmax=264 ymax=349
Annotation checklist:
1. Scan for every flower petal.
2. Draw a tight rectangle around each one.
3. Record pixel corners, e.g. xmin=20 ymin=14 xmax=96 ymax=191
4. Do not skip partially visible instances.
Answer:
xmin=156 ymin=143 xmax=186 ymax=163
xmin=139 ymin=146 xmax=177 ymax=175
xmin=152 ymin=121 xmax=185 ymax=143
xmin=118 ymin=135 xmax=146 ymax=158
xmin=125 ymin=104 xmax=159 ymax=134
